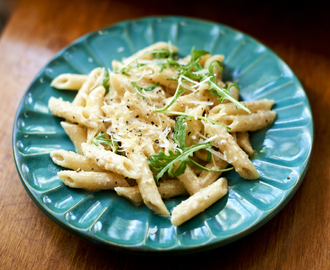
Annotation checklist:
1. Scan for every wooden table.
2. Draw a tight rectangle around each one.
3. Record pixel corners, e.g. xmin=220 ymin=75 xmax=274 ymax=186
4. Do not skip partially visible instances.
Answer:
xmin=1 ymin=0 xmax=329 ymax=269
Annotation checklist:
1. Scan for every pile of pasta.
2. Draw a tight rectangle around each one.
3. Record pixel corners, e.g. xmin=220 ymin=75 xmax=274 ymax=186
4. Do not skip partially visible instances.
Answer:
xmin=48 ymin=42 xmax=276 ymax=226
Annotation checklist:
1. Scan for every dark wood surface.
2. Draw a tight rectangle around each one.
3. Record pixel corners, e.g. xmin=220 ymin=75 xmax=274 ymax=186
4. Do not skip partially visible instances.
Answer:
xmin=1 ymin=0 xmax=329 ymax=269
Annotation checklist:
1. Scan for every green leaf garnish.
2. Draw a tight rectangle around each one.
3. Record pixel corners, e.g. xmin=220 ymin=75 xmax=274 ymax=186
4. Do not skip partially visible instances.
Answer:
xmin=152 ymin=48 xmax=170 ymax=59
xmin=173 ymin=116 xmax=190 ymax=149
xmin=114 ymin=43 xmax=251 ymax=114
xmin=149 ymin=142 xmax=213 ymax=186
xmin=190 ymin=48 xmax=209 ymax=62
xmin=148 ymin=115 xmax=231 ymax=186
xmin=208 ymin=60 xmax=223 ymax=79
xmin=92 ymin=132 xmax=119 ymax=154
xmin=131 ymin=82 xmax=160 ymax=101
xmin=153 ymin=76 xmax=188 ymax=112
xmin=102 ymin=69 xmax=110 ymax=95
xmin=152 ymin=46 xmax=251 ymax=114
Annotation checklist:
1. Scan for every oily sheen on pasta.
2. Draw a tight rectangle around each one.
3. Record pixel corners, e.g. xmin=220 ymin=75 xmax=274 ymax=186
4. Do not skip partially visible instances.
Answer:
xmin=48 ymin=42 xmax=276 ymax=226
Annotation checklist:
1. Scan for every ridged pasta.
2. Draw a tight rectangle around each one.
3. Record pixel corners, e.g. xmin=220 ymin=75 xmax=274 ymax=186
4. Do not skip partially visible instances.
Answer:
xmin=48 ymin=42 xmax=276 ymax=226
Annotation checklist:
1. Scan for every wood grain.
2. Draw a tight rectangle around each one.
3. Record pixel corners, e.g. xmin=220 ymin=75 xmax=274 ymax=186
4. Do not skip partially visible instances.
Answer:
xmin=0 ymin=0 xmax=329 ymax=269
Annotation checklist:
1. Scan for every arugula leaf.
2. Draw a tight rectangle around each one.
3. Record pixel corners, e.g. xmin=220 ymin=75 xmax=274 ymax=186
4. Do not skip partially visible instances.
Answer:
xmin=173 ymin=116 xmax=190 ymax=149
xmin=160 ymin=60 xmax=181 ymax=73
xmin=152 ymin=48 xmax=170 ymax=59
xmin=131 ymin=82 xmax=160 ymax=101
xmin=149 ymin=142 xmax=213 ymax=186
xmin=153 ymin=76 xmax=190 ymax=112
xmin=92 ymin=132 xmax=119 ymax=153
xmin=153 ymin=48 xmax=209 ymax=112
xmin=114 ymin=43 xmax=251 ymax=114
xmin=190 ymin=48 xmax=209 ymax=62
xmin=148 ymin=114 xmax=231 ymax=186
xmin=207 ymin=150 xmax=212 ymax=162
xmin=155 ymin=46 xmax=251 ymax=114
xmin=208 ymin=60 xmax=223 ymax=78
xmin=102 ymin=69 xmax=110 ymax=95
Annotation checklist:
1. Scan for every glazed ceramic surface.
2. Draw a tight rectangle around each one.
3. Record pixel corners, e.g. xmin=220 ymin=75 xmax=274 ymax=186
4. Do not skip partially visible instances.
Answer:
xmin=13 ymin=16 xmax=313 ymax=254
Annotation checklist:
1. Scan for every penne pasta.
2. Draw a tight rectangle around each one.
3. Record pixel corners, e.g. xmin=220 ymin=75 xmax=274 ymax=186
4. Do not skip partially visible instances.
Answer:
xmin=236 ymin=131 xmax=255 ymax=156
xmin=51 ymin=149 xmax=106 ymax=172
xmin=51 ymin=74 xmax=88 ymax=90
xmin=205 ymin=123 xmax=259 ymax=180
xmin=48 ymin=97 xmax=98 ymax=128
xmin=114 ymin=180 xmax=187 ymax=206
xmin=81 ymin=143 xmax=140 ymax=179
xmin=130 ymin=153 xmax=170 ymax=216
xmin=57 ymin=170 xmax=129 ymax=190
xmin=48 ymin=42 xmax=276 ymax=226
xmin=171 ymin=177 xmax=228 ymax=226
xmin=60 ymin=121 xmax=87 ymax=154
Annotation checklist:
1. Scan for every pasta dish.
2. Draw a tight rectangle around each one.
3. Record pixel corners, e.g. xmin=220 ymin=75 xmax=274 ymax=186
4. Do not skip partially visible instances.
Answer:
xmin=48 ymin=42 xmax=276 ymax=226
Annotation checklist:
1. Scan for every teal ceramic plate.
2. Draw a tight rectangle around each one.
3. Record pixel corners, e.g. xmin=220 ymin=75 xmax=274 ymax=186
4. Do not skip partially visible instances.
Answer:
xmin=13 ymin=16 xmax=313 ymax=254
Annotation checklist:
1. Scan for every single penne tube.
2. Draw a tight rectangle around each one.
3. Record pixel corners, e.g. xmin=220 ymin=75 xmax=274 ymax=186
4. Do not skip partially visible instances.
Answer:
xmin=236 ymin=132 xmax=255 ymax=156
xmin=51 ymin=74 xmax=88 ymax=90
xmin=130 ymin=153 xmax=169 ymax=216
xmin=204 ymin=123 xmax=259 ymax=180
xmin=212 ymin=110 xmax=277 ymax=132
xmin=60 ymin=122 xmax=87 ymax=154
xmin=85 ymin=86 xmax=106 ymax=143
xmin=122 ymin=41 xmax=179 ymax=64
xmin=48 ymin=97 xmax=98 ymax=128
xmin=57 ymin=170 xmax=129 ymax=190
xmin=171 ymin=177 xmax=228 ymax=226
xmin=81 ymin=143 xmax=140 ymax=179
xmin=72 ymin=67 xmax=103 ymax=106
xmin=115 ymin=186 xmax=143 ymax=205
xmin=209 ymin=99 xmax=275 ymax=116
xmin=110 ymin=73 xmax=135 ymax=98
xmin=86 ymin=86 xmax=106 ymax=116
xmin=50 ymin=149 xmax=106 ymax=172
xmin=176 ymin=164 xmax=203 ymax=195
xmin=114 ymin=180 xmax=188 ymax=205
xmin=158 ymin=180 xmax=188 ymax=199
